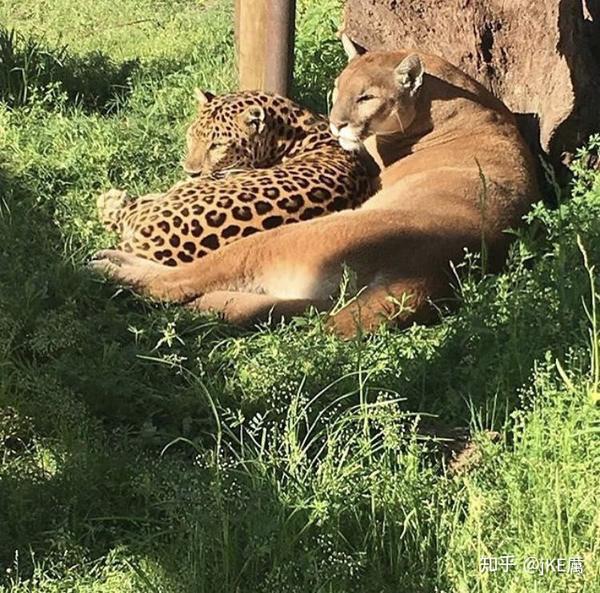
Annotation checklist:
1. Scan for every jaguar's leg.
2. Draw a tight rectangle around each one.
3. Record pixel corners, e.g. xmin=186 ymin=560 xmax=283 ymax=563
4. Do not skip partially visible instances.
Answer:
xmin=97 ymin=189 xmax=130 ymax=232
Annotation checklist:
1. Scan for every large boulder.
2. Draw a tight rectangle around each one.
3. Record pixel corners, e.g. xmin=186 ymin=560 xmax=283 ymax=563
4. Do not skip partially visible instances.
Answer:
xmin=343 ymin=0 xmax=600 ymax=169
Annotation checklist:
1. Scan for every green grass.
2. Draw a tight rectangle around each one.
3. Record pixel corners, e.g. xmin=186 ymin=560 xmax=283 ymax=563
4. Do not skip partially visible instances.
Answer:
xmin=0 ymin=1 xmax=599 ymax=591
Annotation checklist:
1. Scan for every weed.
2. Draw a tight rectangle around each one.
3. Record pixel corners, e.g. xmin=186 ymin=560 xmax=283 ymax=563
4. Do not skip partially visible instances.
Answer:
xmin=0 ymin=1 xmax=598 ymax=592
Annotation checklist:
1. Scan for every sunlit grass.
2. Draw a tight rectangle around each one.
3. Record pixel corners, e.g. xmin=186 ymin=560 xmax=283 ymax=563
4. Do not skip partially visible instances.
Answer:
xmin=0 ymin=1 xmax=598 ymax=591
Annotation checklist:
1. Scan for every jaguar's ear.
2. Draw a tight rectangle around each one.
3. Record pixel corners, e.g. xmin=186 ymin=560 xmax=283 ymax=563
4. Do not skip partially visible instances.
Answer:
xmin=242 ymin=106 xmax=266 ymax=135
xmin=394 ymin=54 xmax=424 ymax=97
xmin=340 ymin=33 xmax=365 ymax=62
xmin=194 ymin=88 xmax=215 ymax=105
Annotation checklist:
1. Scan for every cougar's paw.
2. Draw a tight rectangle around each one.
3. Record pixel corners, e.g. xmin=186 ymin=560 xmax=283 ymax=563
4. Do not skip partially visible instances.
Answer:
xmin=97 ymin=189 xmax=129 ymax=224
xmin=186 ymin=293 xmax=222 ymax=310
xmin=89 ymin=249 xmax=137 ymax=266
xmin=87 ymin=249 xmax=143 ymax=278
xmin=325 ymin=310 xmax=361 ymax=340
xmin=87 ymin=250 xmax=187 ymax=302
xmin=87 ymin=250 xmax=151 ymax=294
xmin=184 ymin=293 xmax=227 ymax=317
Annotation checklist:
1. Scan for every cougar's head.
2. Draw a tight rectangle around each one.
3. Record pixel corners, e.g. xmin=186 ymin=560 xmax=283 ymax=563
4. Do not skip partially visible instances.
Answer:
xmin=329 ymin=35 xmax=424 ymax=151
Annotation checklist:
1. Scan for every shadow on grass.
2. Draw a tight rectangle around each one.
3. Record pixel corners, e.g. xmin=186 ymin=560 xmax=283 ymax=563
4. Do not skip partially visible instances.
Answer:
xmin=0 ymin=25 xmax=238 ymax=117
xmin=0 ymin=160 xmax=461 ymax=592
xmin=0 ymin=163 xmax=221 ymax=575
xmin=0 ymin=27 xmax=139 ymax=113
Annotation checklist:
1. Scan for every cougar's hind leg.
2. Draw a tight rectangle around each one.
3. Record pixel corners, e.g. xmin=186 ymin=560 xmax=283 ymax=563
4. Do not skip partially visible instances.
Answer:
xmin=186 ymin=291 xmax=329 ymax=326
xmin=327 ymin=278 xmax=443 ymax=339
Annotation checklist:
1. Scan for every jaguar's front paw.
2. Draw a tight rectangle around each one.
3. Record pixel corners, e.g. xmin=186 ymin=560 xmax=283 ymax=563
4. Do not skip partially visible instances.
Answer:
xmin=97 ymin=189 xmax=129 ymax=229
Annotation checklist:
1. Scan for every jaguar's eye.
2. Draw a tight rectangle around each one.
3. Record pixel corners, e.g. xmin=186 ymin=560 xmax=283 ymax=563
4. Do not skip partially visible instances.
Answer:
xmin=357 ymin=94 xmax=375 ymax=103
xmin=209 ymin=140 xmax=227 ymax=150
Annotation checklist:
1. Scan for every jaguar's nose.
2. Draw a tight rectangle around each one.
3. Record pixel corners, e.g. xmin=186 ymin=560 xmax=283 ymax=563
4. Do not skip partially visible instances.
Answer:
xmin=183 ymin=164 xmax=203 ymax=178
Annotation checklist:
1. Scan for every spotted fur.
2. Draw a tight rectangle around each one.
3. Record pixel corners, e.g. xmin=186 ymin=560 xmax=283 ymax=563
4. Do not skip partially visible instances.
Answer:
xmin=98 ymin=91 xmax=377 ymax=267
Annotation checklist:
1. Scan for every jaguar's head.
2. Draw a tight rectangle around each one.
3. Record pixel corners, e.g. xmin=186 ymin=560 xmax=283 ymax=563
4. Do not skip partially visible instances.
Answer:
xmin=184 ymin=89 xmax=267 ymax=177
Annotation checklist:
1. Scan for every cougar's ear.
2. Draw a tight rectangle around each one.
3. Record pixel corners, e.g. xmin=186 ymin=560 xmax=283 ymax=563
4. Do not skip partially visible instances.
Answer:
xmin=331 ymin=77 xmax=339 ymax=104
xmin=241 ymin=106 xmax=266 ymax=135
xmin=194 ymin=88 xmax=215 ymax=105
xmin=340 ymin=33 xmax=365 ymax=61
xmin=394 ymin=54 xmax=424 ymax=97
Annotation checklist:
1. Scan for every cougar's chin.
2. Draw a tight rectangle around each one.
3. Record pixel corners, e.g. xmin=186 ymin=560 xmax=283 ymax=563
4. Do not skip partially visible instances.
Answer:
xmin=338 ymin=136 xmax=362 ymax=152
xmin=337 ymin=125 xmax=363 ymax=152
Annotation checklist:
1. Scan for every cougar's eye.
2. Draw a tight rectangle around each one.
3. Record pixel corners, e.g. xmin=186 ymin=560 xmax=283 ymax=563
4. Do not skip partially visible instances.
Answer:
xmin=357 ymin=93 xmax=375 ymax=103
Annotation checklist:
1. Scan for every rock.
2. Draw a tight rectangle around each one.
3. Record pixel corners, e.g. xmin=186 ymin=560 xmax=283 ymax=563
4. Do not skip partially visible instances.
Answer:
xmin=343 ymin=0 xmax=600 ymax=168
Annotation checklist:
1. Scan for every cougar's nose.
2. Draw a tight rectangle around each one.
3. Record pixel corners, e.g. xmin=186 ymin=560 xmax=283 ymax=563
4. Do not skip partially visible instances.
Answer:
xmin=329 ymin=121 xmax=346 ymax=138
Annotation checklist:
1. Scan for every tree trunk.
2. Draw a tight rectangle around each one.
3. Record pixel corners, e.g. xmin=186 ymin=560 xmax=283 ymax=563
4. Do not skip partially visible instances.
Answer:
xmin=235 ymin=0 xmax=296 ymax=96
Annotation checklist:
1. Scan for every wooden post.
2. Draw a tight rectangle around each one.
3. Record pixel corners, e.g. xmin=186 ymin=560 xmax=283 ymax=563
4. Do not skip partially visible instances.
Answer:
xmin=235 ymin=0 xmax=296 ymax=96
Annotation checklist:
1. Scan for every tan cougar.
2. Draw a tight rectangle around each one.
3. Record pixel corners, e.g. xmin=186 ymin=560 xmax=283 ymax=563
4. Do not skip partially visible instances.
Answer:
xmin=90 ymin=39 xmax=540 ymax=338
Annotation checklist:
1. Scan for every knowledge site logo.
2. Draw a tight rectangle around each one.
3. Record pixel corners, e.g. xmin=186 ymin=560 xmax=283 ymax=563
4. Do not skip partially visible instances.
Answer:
xmin=479 ymin=555 xmax=584 ymax=575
